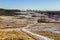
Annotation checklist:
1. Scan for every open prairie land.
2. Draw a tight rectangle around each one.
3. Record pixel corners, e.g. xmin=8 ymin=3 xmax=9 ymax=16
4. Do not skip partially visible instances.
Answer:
xmin=27 ymin=23 xmax=60 ymax=40
xmin=0 ymin=30 xmax=35 ymax=40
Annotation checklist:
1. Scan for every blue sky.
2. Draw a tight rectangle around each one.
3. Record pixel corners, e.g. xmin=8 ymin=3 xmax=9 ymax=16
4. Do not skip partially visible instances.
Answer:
xmin=0 ymin=0 xmax=60 ymax=10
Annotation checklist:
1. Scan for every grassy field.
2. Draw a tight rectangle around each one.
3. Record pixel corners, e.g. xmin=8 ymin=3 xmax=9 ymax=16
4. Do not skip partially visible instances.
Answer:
xmin=0 ymin=16 xmax=38 ymax=29
xmin=0 ymin=30 xmax=35 ymax=40
xmin=27 ymin=23 xmax=60 ymax=40
xmin=30 ymin=23 xmax=60 ymax=27
xmin=32 ymin=31 xmax=60 ymax=40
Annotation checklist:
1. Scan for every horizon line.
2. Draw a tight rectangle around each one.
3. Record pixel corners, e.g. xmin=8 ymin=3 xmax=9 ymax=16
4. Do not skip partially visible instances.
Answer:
xmin=0 ymin=8 xmax=60 ymax=11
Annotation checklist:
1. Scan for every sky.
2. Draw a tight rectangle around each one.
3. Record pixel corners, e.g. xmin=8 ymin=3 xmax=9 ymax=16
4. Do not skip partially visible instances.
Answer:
xmin=0 ymin=0 xmax=60 ymax=10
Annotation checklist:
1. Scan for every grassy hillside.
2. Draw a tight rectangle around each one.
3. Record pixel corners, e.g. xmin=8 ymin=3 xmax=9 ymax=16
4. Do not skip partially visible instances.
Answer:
xmin=0 ymin=30 xmax=35 ymax=40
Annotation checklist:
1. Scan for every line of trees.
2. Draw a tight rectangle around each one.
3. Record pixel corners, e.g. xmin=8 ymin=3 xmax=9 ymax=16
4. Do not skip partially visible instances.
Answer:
xmin=0 ymin=8 xmax=20 ymax=16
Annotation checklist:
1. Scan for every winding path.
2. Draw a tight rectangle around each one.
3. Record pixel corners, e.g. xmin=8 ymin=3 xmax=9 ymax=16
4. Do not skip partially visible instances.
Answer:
xmin=21 ymin=24 xmax=53 ymax=40
xmin=0 ymin=23 xmax=53 ymax=40
xmin=22 ymin=28 xmax=53 ymax=40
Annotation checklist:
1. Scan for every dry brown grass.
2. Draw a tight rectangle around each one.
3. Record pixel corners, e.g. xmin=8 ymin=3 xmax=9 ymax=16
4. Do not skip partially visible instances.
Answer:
xmin=0 ymin=30 xmax=35 ymax=40
xmin=32 ymin=31 xmax=60 ymax=40
xmin=31 ymin=23 xmax=60 ymax=27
